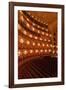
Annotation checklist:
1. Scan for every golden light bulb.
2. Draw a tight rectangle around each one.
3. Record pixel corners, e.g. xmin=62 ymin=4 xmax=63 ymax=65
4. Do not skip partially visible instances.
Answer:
xmin=20 ymin=16 xmax=24 ymax=21
xmin=23 ymin=50 xmax=27 ymax=55
xmin=20 ymin=38 xmax=24 ymax=43
xmin=49 ymin=49 xmax=51 ymax=52
xmin=33 ymin=23 xmax=35 ymax=26
xmin=42 ymin=43 xmax=45 ymax=47
xmin=38 ymin=30 xmax=40 ymax=33
xmin=37 ymin=43 xmax=40 ymax=46
xmin=35 ymin=49 xmax=38 ymax=53
xmin=46 ymin=33 xmax=48 ymax=36
xmin=33 ymin=42 xmax=35 ymax=46
xmin=27 ymin=23 xmax=29 ymax=27
xmin=42 ymin=32 xmax=44 ymax=35
xmin=47 ymin=44 xmax=49 ymax=47
xmin=40 ymin=38 xmax=42 ymax=41
xmin=45 ymin=49 xmax=47 ymax=53
xmin=32 ymin=27 xmax=35 ymax=31
xmin=29 ymin=34 xmax=32 ymax=38
xmin=40 ymin=49 xmax=43 ymax=53
xmin=48 ymin=39 xmax=50 ymax=42
xmin=27 ymin=18 xmax=29 ymax=21
xmin=18 ymin=50 xmax=21 ymax=56
xmin=37 ymin=25 xmax=40 ymax=28
xmin=50 ymin=34 xmax=52 ymax=37
xmin=26 ymin=40 xmax=30 ymax=45
xmin=23 ymin=31 xmax=27 ymax=35
xmin=35 ymin=36 xmax=38 ymax=40
xmin=30 ymin=50 xmax=33 ymax=53
xmin=18 ymin=24 xmax=21 ymax=30
xmin=50 ymin=44 xmax=52 ymax=47
xmin=44 ymin=39 xmax=47 ymax=41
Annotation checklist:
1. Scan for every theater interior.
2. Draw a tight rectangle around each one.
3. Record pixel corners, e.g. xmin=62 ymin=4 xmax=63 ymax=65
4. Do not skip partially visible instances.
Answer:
xmin=18 ymin=10 xmax=58 ymax=79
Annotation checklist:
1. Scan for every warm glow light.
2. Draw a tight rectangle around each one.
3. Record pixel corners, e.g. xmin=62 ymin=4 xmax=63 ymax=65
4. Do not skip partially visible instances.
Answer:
xmin=37 ymin=30 xmax=40 ymax=33
xmin=50 ymin=34 xmax=52 ymax=37
xmin=18 ymin=24 xmax=21 ymax=30
xmin=42 ymin=43 xmax=45 ymax=47
xmin=47 ymin=44 xmax=49 ymax=47
xmin=19 ymin=10 xmax=22 ymax=14
xmin=53 ymin=50 xmax=55 ymax=54
xmin=46 ymin=33 xmax=49 ymax=36
xmin=33 ymin=42 xmax=35 ymax=46
xmin=37 ymin=43 xmax=40 ymax=46
xmin=30 ymin=50 xmax=33 ymax=53
xmin=35 ymin=49 xmax=38 ymax=53
xmin=45 ymin=49 xmax=47 ymax=52
xmin=26 ymin=40 xmax=30 ymax=45
xmin=42 ymin=32 xmax=44 ymax=35
xmin=49 ymin=49 xmax=51 ymax=52
xmin=27 ymin=23 xmax=29 ymax=27
xmin=23 ymin=31 xmax=27 ymax=35
xmin=27 ymin=18 xmax=29 ymax=21
xmin=40 ymin=49 xmax=43 ymax=53
xmin=29 ymin=34 xmax=32 ymax=38
xmin=18 ymin=50 xmax=21 ymax=56
xmin=33 ymin=23 xmax=35 ymax=26
xmin=35 ymin=36 xmax=38 ymax=39
xmin=23 ymin=50 xmax=27 ymax=55
xmin=44 ymin=39 xmax=47 ymax=41
xmin=20 ymin=38 xmax=24 ymax=43
xmin=20 ymin=16 xmax=24 ymax=21
xmin=37 ymin=25 xmax=40 ymax=28
xmin=50 ymin=44 xmax=52 ymax=47
xmin=48 ymin=39 xmax=50 ymax=42
xmin=40 ymin=38 xmax=42 ymax=41
xmin=42 ymin=27 xmax=44 ymax=30
xmin=32 ymin=27 xmax=35 ymax=31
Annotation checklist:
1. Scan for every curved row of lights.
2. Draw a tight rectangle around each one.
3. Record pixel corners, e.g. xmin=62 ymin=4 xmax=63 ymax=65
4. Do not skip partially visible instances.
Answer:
xmin=18 ymin=24 xmax=51 ymax=39
xmin=18 ymin=49 xmax=57 ymax=57
xmin=22 ymin=30 xmax=51 ymax=42
xmin=18 ymin=24 xmax=52 ymax=43
xmin=19 ymin=11 xmax=48 ymax=32
xmin=23 ymin=11 xmax=48 ymax=27
xmin=19 ymin=38 xmax=57 ymax=48
xmin=24 ymin=14 xmax=47 ymax=31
